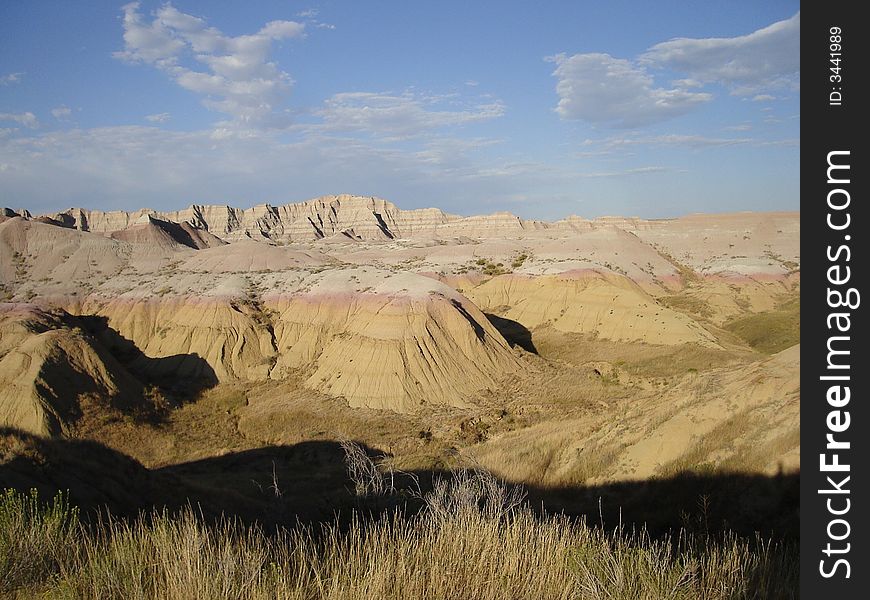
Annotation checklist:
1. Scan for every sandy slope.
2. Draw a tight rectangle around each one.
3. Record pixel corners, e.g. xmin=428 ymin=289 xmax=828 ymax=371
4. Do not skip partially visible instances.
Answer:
xmin=467 ymin=344 xmax=799 ymax=483
xmin=465 ymin=270 xmax=718 ymax=346
xmin=0 ymin=305 xmax=142 ymax=436
xmin=0 ymin=199 xmax=800 ymax=483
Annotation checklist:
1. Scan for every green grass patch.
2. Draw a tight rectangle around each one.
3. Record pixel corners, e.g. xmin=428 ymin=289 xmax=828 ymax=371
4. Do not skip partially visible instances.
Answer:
xmin=723 ymin=296 xmax=800 ymax=354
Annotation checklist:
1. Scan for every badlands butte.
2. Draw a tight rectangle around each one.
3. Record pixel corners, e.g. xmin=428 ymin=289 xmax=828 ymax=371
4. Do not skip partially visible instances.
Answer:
xmin=0 ymin=195 xmax=799 ymax=521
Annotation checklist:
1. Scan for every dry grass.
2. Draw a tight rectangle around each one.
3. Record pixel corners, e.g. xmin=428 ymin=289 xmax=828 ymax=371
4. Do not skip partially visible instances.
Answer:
xmin=533 ymin=329 xmax=744 ymax=379
xmin=720 ymin=426 xmax=800 ymax=473
xmin=658 ymin=294 xmax=715 ymax=320
xmin=657 ymin=413 xmax=755 ymax=478
xmin=2 ymin=475 xmax=796 ymax=600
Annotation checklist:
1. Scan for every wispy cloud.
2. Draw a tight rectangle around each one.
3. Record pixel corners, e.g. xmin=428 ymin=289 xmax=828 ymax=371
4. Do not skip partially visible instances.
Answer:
xmin=0 ymin=112 xmax=38 ymax=128
xmin=313 ymin=91 xmax=504 ymax=140
xmin=145 ymin=112 xmax=171 ymax=123
xmin=114 ymin=2 xmax=304 ymax=129
xmin=585 ymin=133 xmax=755 ymax=150
xmin=51 ymin=106 xmax=72 ymax=120
xmin=752 ymin=94 xmax=776 ymax=102
xmin=295 ymin=8 xmax=335 ymax=29
xmin=0 ymin=125 xmax=525 ymax=213
xmin=0 ymin=73 xmax=24 ymax=86
xmin=576 ymin=166 xmax=674 ymax=178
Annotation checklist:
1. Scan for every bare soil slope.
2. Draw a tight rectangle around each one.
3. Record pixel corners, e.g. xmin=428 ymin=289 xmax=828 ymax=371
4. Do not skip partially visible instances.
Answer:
xmin=0 ymin=198 xmax=800 ymax=495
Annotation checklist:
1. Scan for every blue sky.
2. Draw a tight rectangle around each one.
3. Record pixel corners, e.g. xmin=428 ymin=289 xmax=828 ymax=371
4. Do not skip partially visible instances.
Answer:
xmin=1 ymin=1 xmax=799 ymax=219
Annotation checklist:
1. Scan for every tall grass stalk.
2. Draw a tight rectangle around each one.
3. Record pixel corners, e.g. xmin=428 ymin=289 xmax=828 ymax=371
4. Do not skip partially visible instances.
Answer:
xmin=1 ymin=465 xmax=796 ymax=599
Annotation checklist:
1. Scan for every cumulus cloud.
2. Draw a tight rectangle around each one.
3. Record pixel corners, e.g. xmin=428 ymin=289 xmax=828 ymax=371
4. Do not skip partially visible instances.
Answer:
xmin=550 ymin=12 xmax=799 ymax=127
xmin=641 ymin=13 xmax=799 ymax=96
xmin=114 ymin=2 xmax=304 ymax=128
xmin=752 ymin=94 xmax=776 ymax=102
xmin=1 ymin=73 xmax=24 ymax=86
xmin=51 ymin=106 xmax=72 ymax=120
xmin=315 ymin=92 xmax=505 ymax=140
xmin=0 ymin=112 xmax=38 ymax=128
xmin=548 ymin=53 xmax=711 ymax=127
xmin=145 ymin=112 xmax=171 ymax=123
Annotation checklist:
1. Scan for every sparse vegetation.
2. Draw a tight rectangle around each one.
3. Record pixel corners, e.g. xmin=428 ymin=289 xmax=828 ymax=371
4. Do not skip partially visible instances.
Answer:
xmin=723 ymin=295 xmax=800 ymax=354
xmin=659 ymin=294 xmax=715 ymax=319
xmin=511 ymin=252 xmax=529 ymax=269
xmin=472 ymin=257 xmax=510 ymax=276
xmin=1 ymin=475 xmax=796 ymax=600
xmin=654 ymin=247 xmax=699 ymax=285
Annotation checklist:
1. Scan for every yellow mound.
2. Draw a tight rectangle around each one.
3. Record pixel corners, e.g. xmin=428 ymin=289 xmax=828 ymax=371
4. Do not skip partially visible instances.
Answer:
xmin=66 ymin=269 xmax=519 ymax=412
xmin=0 ymin=305 xmax=140 ymax=436
xmin=465 ymin=270 xmax=718 ymax=346
xmin=267 ymin=271 xmax=521 ymax=411
xmin=468 ymin=344 xmax=799 ymax=484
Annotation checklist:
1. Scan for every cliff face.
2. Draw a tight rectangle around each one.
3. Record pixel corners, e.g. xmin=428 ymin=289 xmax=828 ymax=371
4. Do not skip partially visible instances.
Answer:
xmin=51 ymin=195 xmax=458 ymax=242
xmin=48 ymin=195 xmax=578 ymax=242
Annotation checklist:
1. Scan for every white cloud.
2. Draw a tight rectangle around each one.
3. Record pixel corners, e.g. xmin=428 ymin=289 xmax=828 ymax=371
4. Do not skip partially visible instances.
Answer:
xmin=0 ymin=120 xmax=573 ymax=218
xmin=145 ymin=112 xmax=171 ymax=123
xmin=114 ymin=2 xmax=304 ymax=128
xmin=550 ymin=12 xmax=799 ymax=127
xmin=114 ymin=2 xmax=185 ymax=65
xmin=295 ymin=8 xmax=335 ymax=30
xmin=51 ymin=106 xmax=72 ymax=120
xmin=752 ymin=94 xmax=776 ymax=102
xmin=0 ymin=73 xmax=24 ymax=86
xmin=0 ymin=112 xmax=38 ymax=128
xmin=314 ymin=92 xmax=505 ymax=140
xmin=641 ymin=12 xmax=800 ymax=96
xmin=577 ymin=166 xmax=672 ymax=178
xmin=586 ymin=133 xmax=755 ymax=150
xmin=547 ymin=53 xmax=711 ymax=127
xmin=672 ymin=78 xmax=702 ymax=88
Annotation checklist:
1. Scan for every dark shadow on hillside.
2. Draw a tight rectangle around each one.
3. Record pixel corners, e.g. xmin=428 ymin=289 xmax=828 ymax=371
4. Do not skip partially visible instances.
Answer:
xmin=372 ymin=212 xmax=396 ymax=239
xmin=76 ymin=315 xmax=218 ymax=401
xmin=485 ymin=313 xmax=537 ymax=354
xmin=451 ymin=300 xmax=485 ymax=340
xmin=152 ymin=219 xmax=207 ymax=250
xmin=0 ymin=429 xmax=798 ymax=540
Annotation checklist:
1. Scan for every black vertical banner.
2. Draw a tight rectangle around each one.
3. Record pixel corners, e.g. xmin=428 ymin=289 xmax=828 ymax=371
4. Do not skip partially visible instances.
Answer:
xmin=802 ymin=2 xmax=867 ymax=597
